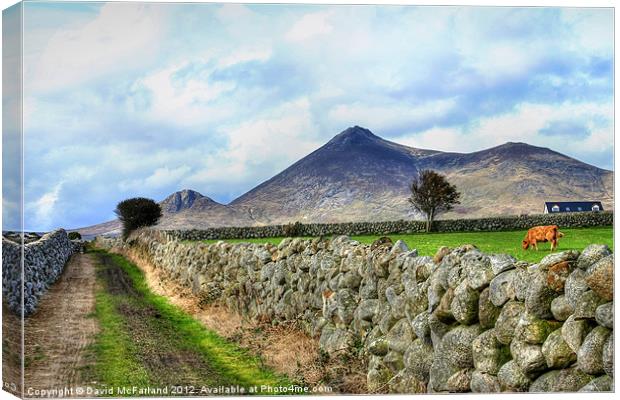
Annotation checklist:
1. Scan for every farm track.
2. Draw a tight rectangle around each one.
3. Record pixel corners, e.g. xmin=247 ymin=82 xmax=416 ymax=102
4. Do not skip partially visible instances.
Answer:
xmin=94 ymin=253 xmax=224 ymax=388
xmin=23 ymin=253 xmax=98 ymax=395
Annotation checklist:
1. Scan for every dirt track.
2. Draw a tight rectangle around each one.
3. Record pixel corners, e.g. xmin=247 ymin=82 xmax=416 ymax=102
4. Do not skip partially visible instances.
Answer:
xmin=23 ymin=253 xmax=98 ymax=394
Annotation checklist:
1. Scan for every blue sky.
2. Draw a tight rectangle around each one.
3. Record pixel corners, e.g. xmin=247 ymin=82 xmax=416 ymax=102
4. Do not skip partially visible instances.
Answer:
xmin=5 ymin=2 xmax=614 ymax=231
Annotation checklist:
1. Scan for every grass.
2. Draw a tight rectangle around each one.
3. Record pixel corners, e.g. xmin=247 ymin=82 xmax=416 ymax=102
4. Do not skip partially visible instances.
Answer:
xmin=87 ymin=248 xmax=291 ymax=394
xmin=200 ymin=226 xmax=613 ymax=264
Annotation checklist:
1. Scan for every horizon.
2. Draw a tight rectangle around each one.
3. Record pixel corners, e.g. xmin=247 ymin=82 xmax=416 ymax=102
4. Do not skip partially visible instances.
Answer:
xmin=2 ymin=3 xmax=613 ymax=231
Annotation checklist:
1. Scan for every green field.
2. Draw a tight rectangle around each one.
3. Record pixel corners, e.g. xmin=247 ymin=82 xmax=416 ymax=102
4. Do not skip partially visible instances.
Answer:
xmin=201 ymin=226 xmax=613 ymax=264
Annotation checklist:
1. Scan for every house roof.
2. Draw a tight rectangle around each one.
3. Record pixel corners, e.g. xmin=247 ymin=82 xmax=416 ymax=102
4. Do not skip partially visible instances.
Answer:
xmin=545 ymin=201 xmax=603 ymax=210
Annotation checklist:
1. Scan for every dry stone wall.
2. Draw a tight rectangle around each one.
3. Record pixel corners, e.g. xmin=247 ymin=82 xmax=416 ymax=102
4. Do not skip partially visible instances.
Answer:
xmin=96 ymin=229 xmax=614 ymax=393
xmin=2 ymin=229 xmax=79 ymax=316
xmin=164 ymin=211 xmax=613 ymax=241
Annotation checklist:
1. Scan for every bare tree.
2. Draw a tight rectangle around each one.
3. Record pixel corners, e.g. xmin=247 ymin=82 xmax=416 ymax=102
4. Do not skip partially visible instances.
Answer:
xmin=409 ymin=169 xmax=461 ymax=232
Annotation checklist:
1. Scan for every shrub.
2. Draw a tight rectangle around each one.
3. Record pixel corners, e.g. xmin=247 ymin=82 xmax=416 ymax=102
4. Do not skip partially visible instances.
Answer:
xmin=114 ymin=197 xmax=162 ymax=239
xmin=68 ymin=231 xmax=82 ymax=240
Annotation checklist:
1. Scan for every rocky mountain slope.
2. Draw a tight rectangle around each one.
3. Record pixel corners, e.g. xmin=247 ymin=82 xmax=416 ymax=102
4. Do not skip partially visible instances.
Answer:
xmin=78 ymin=126 xmax=613 ymax=235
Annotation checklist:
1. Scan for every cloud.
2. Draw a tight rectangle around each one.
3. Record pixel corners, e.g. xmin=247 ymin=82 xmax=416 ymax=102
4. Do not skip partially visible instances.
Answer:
xmin=25 ymin=3 xmax=168 ymax=93
xmin=286 ymin=11 xmax=334 ymax=42
xmin=29 ymin=183 xmax=63 ymax=230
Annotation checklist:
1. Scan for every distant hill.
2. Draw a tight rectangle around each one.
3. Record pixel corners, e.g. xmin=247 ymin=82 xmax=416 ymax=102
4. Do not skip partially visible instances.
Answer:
xmin=79 ymin=126 xmax=613 ymax=235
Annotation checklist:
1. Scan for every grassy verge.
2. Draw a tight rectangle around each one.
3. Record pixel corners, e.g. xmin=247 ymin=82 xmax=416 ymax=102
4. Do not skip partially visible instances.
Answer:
xmin=199 ymin=226 xmax=613 ymax=264
xmin=87 ymin=248 xmax=291 ymax=394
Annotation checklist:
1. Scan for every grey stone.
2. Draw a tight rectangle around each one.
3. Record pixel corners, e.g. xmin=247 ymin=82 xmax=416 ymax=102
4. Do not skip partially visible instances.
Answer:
xmin=573 ymin=290 xmax=606 ymax=320
xmin=512 ymin=263 xmax=530 ymax=301
xmin=548 ymin=367 xmax=594 ymax=392
xmin=550 ymin=295 xmax=574 ymax=321
xmin=386 ymin=318 xmax=414 ymax=353
xmin=470 ymin=371 xmax=501 ymax=393
xmin=565 ymin=269 xmax=589 ymax=308
xmin=411 ymin=311 xmax=430 ymax=340
xmin=579 ymin=375 xmax=613 ymax=392
xmin=525 ymin=269 xmax=558 ymax=319
xmin=538 ymin=250 xmax=579 ymax=270
xmin=451 ymin=280 xmax=479 ymax=325
xmin=462 ymin=252 xmax=493 ymax=290
xmin=356 ymin=299 xmax=378 ymax=322
xmin=529 ymin=370 xmax=560 ymax=392
xmin=510 ymin=338 xmax=546 ymax=374
xmin=595 ymin=302 xmax=613 ymax=328
xmin=489 ymin=270 xmax=517 ymax=307
xmin=428 ymin=324 xmax=483 ymax=392
xmin=488 ymin=253 xmax=517 ymax=275
xmin=577 ymin=244 xmax=611 ymax=270
xmin=319 ymin=324 xmax=355 ymax=353
xmin=367 ymin=337 xmax=389 ymax=356
xmin=472 ymin=328 xmax=511 ymax=374
xmin=383 ymin=350 xmax=405 ymax=373
xmin=542 ymin=329 xmax=576 ymax=369
xmin=387 ymin=369 xmax=426 ymax=393
xmin=479 ymin=287 xmax=502 ymax=329
xmin=577 ymin=326 xmax=611 ymax=375
xmin=403 ymin=338 xmax=434 ymax=382
xmin=561 ymin=314 xmax=594 ymax=353
xmin=495 ymin=301 xmax=525 ymax=345
xmin=497 ymin=360 xmax=531 ymax=392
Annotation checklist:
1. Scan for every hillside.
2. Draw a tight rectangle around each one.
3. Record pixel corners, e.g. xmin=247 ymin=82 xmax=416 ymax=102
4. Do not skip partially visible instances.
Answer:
xmin=78 ymin=126 xmax=613 ymax=235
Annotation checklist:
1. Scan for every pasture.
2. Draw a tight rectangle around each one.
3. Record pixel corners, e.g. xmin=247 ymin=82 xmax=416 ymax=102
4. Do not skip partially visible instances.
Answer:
xmin=200 ymin=226 xmax=613 ymax=264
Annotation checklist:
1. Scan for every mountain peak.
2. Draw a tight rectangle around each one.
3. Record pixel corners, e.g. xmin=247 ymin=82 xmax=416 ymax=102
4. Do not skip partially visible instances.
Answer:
xmin=161 ymin=189 xmax=207 ymax=213
xmin=328 ymin=126 xmax=379 ymax=145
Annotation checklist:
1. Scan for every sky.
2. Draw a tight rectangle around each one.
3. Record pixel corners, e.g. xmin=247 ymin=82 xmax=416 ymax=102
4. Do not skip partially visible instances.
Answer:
xmin=2 ymin=2 xmax=614 ymax=231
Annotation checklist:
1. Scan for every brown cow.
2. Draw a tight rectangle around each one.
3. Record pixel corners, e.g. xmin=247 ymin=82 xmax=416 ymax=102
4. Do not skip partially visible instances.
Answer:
xmin=522 ymin=225 xmax=564 ymax=251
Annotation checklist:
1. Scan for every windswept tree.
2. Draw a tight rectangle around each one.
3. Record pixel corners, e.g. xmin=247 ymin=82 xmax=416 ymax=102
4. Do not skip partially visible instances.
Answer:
xmin=115 ymin=197 xmax=162 ymax=239
xmin=409 ymin=170 xmax=461 ymax=232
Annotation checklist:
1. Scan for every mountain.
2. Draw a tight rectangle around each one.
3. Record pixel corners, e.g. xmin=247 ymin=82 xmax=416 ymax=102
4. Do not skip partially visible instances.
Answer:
xmin=78 ymin=126 xmax=613 ymax=235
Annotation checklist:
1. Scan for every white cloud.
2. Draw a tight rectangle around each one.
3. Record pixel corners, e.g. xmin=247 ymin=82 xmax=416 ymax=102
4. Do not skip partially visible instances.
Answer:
xmin=29 ymin=182 xmax=63 ymax=229
xmin=26 ymin=3 xmax=168 ymax=93
xmin=286 ymin=11 xmax=334 ymax=42
xmin=119 ymin=166 xmax=192 ymax=192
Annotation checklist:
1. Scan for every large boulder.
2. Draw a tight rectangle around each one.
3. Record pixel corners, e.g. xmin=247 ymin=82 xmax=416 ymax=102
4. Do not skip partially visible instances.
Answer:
xmin=595 ymin=302 xmax=613 ymax=329
xmin=510 ymin=338 xmax=546 ymax=374
xmin=451 ymin=280 xmax=479 ymax=325
xmin=462 ymin=252 xmax=494 ymax=290
xmin=530 ymin=368 xmax=594 ymax=392
xmin=565 ymin=269 xmax=589 ymax=308
xmin=584 ymin=255 xmax=613 ymax=301
xmin=488 ymin=253 xmax=517 ymax=275
xmin=495 ymin=301 xmax=525 ymax=345
xmin=550 ymin=295 xmax=574 ymax=321
xmin=472 ymin=328 xmax=511 ymax=374
xmin=403 ymin=338 xmax=434 ymax=382
xmin=573 ymin=290 xmax=606 ymax=320
xmin=386 ymin=318 xmax=414 ymax=353
xmin=479 ymin=287 xmax=502 ymax=329
xmin=577 ymin=326 xmax=611 ymax=375
xmin=497 ymin=360 xmax=531 ymax=392
xmin=525 ymin=269 xmax=558 ymax=319
xmin=577 ymin=244 xmax=611 ymax=270
xmin=429 ymin=324 xmax=483 ymax=392
xmin=489 ymin=270 xmax=516 ymax=307
xmin=470 ymin=371 xmax=501 ymax=393
xmin=538 ymin=250 xmax=579 ymax=270
xmin=541 ymin=329 xmax=576 ymax=369
xmin=561 ymin=315 xmax=594 ymax=353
